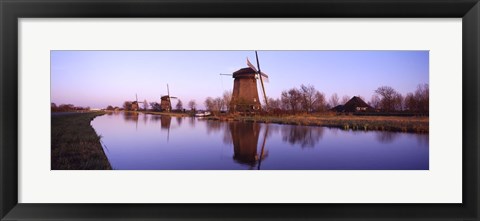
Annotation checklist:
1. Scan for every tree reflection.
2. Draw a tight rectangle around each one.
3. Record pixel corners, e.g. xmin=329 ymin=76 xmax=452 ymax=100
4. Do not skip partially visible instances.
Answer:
xmin=188 ymin=117 xmax=196 ymax=127
xmin=176 ymin=117 xmax=183 ymax=126
xmin=416 ymin=134 xmax=429 ymax=146
xmin=205 ymin=120 xmax=223 ymax=135
xmin=375 ymin=131 xmax=400 ymax=144
xmin=280 ymin=125 xmax=324 ymax=148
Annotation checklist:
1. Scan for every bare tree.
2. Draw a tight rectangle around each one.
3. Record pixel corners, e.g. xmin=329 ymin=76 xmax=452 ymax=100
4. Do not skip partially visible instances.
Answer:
xmin=404 ymin=84 xmax=429 ymax=114
xmin=312 ymin=91 xmax=327 ymax=112
xmin=267 ymin=97 xmax=282 ymax=110
xmin=175 ymin=99 xmax=183 ymax=111
xmin=415 ymin=83 xmax=429 ymax=113
xmin=369 ymin=95 xmax=381 ymax=109
xmin=204 ymin=97 xmax=214 ymax=111
xmin=149 ymin=102 xmax=161 ymax=111
xmin=404 ymin=92 xmax=416 ymax=111
xmin=143 ymin=99 xmax=148 ymax=110
xmin=341 ymin=95 xmax=350 ymax=105
xmin=222 ymin=90 xmax=232 ymax=112
xmin=299 ymin=84 xmax=321 ymax=112
xmin=213 ymin=97 xmax=225 ymax=112
xmin=281 ymin=88 xmax=302 ymax=113
xmin=393 ymin=93 xmax=404 ymax=111
xmin=188 ymin=100 xmax=197 ymax=111
xmin=329 ymin=93 xmax=339 ymax=107
xmin=374 ymin=86 xmax=401 ymax=112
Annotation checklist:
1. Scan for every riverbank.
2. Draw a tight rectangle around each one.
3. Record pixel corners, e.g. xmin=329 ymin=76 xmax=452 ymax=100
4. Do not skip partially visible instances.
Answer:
xmin=206 ymin=114 xmax=429 ymax=133
xmin=51 ymin=111 xmax=112 ymax=170
xmin=116 ymin=110 xmax=190 ymax=117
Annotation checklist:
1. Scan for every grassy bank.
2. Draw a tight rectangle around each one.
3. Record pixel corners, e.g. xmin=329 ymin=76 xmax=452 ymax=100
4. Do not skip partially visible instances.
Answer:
xmin=51 ymin=111 xmax=112 ymax=170
xmin=206 ymin=114 xmax=429 ymax=133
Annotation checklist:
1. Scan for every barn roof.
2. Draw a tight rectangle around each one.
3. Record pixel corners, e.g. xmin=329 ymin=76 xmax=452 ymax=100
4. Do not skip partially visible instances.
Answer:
xmin=343 ymin=96 xmax=373 ymax=112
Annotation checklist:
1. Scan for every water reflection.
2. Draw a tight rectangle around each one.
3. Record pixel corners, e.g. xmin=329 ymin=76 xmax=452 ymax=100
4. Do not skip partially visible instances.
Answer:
xmin=375 ymin=131 xmax=400 ymax=144
xmin=229 ymin=123 xmax=261 ymax=167
xmin=91 ymin=112 xmax=429 ymax=170
xmin=160 ymin=115 xmax=171 ymax=130
xmin=176 ymin=117 xmax=183 ymax=126
xmin=280 ymin=125 xmax=324 ymax=148
xmin=123 ymin=112 xmax=139 ymax=122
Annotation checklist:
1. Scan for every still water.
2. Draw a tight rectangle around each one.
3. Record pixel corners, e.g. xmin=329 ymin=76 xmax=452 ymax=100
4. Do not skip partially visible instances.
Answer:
xmin=91 ymin=112 xmax=429 ymax=170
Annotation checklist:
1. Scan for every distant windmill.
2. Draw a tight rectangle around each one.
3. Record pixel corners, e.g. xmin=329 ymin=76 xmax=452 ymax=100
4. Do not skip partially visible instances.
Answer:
xmin=132 ymin=94 xmax=147 ymax=111
xmin=229 ymin=50 xmax=270 ymax=113
xmin=160 ymin=84 xmax=178 ymax=112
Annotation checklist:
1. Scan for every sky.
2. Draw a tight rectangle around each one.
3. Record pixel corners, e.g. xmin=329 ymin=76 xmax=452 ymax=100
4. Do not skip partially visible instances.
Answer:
xmin=51 ymin=50 xmax=429 ymax=109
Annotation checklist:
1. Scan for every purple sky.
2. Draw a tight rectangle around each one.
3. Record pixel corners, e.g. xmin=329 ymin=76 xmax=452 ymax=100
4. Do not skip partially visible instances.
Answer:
xmin=51 ymin=50 xmax=429 ymax=109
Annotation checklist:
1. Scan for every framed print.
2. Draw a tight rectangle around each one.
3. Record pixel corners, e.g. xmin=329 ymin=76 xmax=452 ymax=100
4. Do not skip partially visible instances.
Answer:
xmin=1 ymin=0 xmax=479 ymax=220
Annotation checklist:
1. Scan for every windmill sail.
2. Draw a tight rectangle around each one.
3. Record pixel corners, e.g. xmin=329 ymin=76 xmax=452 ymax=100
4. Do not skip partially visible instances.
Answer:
xmin=260 ymin=71 xmax=269 ymax=83
xmin=247 ymin=57 xmax=258 ymax=72
xmin=247 ymin=58 xmax=268 ymax=83
xmin=254 ymin=51 xmax=269 ymax=109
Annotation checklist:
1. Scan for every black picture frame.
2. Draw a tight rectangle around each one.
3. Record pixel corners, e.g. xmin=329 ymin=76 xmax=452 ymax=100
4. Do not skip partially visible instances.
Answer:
xmin=1 ymin=0 xmax=479 ymax=220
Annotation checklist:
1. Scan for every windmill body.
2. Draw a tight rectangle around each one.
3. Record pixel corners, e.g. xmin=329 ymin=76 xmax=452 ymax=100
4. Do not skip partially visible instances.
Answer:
xmin=160 ymin=96 xmax=172 ymax=112
xmin=160 ymin=84 xmax=177 ymax=112
xmin=131 ymin=101 xmax=139 ymax=111
xmin=230 ymin=67 xmax=262 ymax=113
xmin=131 ymin=94 xmax=147 ymax=111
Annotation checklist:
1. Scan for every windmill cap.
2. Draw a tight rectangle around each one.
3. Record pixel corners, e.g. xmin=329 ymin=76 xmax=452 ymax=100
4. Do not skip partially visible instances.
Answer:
xmin=233 ymin=67 xmax=257 ymax=78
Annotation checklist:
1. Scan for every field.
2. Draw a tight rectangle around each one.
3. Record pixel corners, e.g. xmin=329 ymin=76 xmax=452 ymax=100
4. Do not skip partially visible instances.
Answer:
xmin=206 ymin=113 xmax=429 ymax=133
xmin=51 ymin=111 xmax=111 ymax=170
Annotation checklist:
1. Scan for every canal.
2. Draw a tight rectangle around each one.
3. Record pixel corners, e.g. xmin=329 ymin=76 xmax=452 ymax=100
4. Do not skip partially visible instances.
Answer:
xmin=91 ymin=112 xmax=429 ymax=170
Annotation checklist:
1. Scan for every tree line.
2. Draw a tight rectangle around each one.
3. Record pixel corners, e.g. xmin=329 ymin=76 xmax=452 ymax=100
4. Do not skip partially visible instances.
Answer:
xmin=108 ymin=83 xmax=428 ymax=115
xmin=199 ymin=83 xmax=428 ymax=114
xmin=51 ymin=103 xmax=90 ymax=112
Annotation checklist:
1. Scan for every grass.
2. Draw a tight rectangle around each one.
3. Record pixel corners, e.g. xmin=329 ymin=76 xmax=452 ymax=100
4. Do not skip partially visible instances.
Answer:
xmin=206 ymin=113 xmax=429 ymax=133
xmin=51 ymin=111 xmax=112 ymax=170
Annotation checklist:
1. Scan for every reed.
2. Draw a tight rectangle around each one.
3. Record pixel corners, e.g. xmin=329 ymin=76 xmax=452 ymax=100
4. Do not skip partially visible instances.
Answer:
xmin=207 ymin=114 xmax=428 ymax=133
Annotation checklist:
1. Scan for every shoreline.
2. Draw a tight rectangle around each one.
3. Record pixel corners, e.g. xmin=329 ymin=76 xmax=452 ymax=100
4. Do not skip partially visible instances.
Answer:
xmin=205 ymin=114 xmax=429 ymax=133
xmin=106 ymin=110 xmax=428 ymax=133
xmin=51 ymin=111 xmax=112 ymax=170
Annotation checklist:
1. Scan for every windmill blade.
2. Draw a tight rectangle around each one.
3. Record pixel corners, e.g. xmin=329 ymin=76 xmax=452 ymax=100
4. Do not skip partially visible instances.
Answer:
xmin=246 ymin=57 xmax=258 ymax=72
xmin=255 ymin=51 xmax=268 ymax=109
xmin=170 ymin=96 xmax=178 ymax=99
xmin=259 ymin=71 xmax=268 ymax=78
xmin=260 ymin=72 xmax=269 ymax=83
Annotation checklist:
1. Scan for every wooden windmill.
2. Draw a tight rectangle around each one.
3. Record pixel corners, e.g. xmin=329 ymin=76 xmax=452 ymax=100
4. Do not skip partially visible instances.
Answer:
xmin=230 ymin=51 xmax=269 ymax=113
xmin=160 ymin=84 xmax=178 ymax=112
xmin=132 ymin=94 xmax=147 ymax=111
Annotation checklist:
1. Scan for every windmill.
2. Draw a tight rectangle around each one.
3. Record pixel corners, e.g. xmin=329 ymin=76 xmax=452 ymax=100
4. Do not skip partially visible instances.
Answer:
xmin=160 ymin=84 xmax=178 ymax=112
xmin=132 ymin=94 xmax=147 ymax=111
xmin=229 ymin=51 xmax=270 ymax=113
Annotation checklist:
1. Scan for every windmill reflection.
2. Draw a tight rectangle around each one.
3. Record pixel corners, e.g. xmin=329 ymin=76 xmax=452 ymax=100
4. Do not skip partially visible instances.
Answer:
xmin=123 ymin=112 xmax=140 ymax=130
xmin=229 ymin=122 xmax=269 ymax=169
xmin=123 ymin=111 xmax=139 ymax=122
xmin=160 ymin=115 xmax=172 ymax=130
xmin=148 ymin=114 xmax=173 ymax=142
